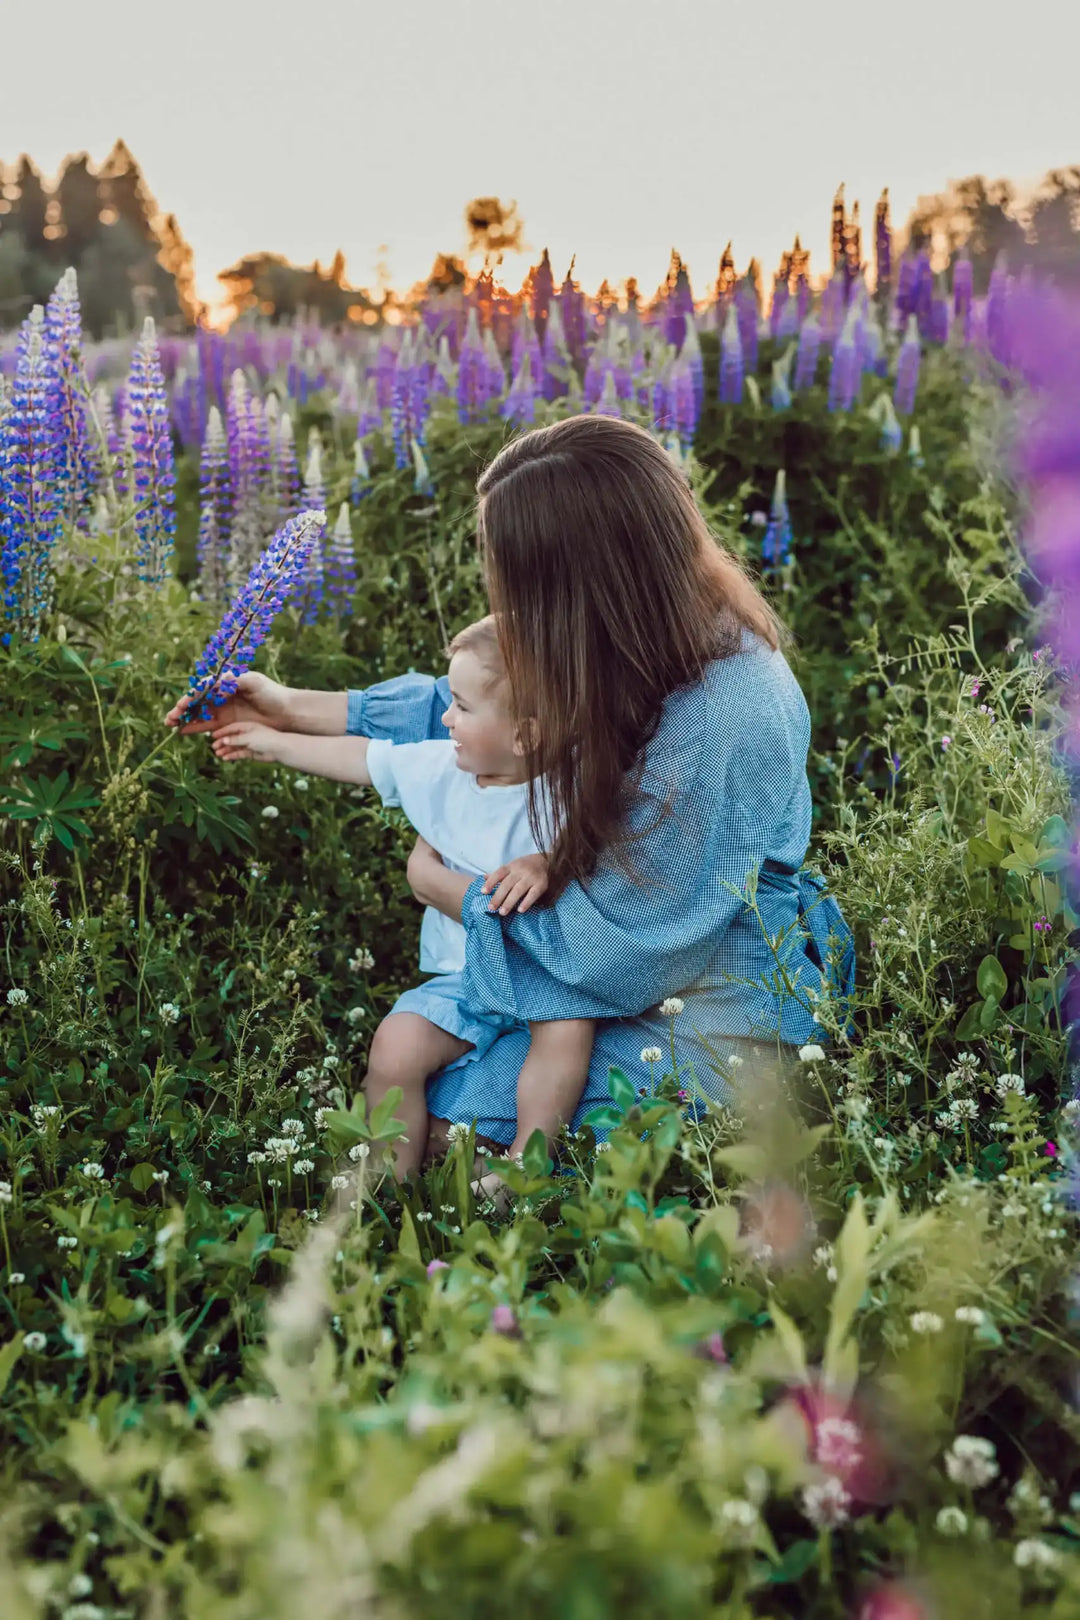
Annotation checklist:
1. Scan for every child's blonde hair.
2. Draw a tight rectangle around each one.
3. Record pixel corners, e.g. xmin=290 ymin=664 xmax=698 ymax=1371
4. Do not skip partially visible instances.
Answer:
xmin=446 ymin=614 xmax=506 ymax=695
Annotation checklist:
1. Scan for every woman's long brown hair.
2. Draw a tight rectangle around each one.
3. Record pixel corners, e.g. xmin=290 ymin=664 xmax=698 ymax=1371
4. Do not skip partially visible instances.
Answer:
xmin=475 ymin=413 xmax=793 ymax=903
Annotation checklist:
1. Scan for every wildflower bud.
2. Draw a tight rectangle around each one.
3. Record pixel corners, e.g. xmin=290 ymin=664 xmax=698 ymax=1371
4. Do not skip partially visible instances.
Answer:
xmin=426 ymin=1259 xmax=449 ymax=1277
xmin=490 ymin=1303 xmax=521 ymax=1338
xmin=692 ymin=1331 xmax=728 ymax=1364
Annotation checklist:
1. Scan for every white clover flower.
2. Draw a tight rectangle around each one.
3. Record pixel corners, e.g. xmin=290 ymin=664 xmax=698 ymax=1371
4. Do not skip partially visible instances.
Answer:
xmin=955 ymin=1306 xmax=986 ymax=1327
xmin=812 ymin=1244 xmax=834 ymax=1269
xmin=151 ymin=1169 xmax=169 ymax=1184
xmin=945 ymin=1435 xmax=999 ymax=1488
xmin=995 ymin=1073 xmax=1026 ymax=1098
xmin=717 ymin=1497 xmax=758 ymax=1541
xmin=595 ymin=1142 xmax=611 ymax=1153
xmin=261 ymin=805 xmax=280 ymax=819
xmin=266 ymin=1177 xmax=282 ymax=1188
xmin=314 ymin=1107 xmax=331 ymax=1128
xmin=23 ymin=1330 xmax=47 ymax=1352
xmin=815 ymin=1418 xmax=863 ymax=1474
xmin=346 ymin=1006 xmax=366 ymax=1025
xmin=331 ymin=1174 xmax=349 ymax=1191
xmin=6 ymin=987 xmax=29 ymax=1007
xmin=57 ymin=1235 xmax=78 ymax=1249
xmin=640 ymin=1046 xmax=663 ymax=1064
xmin=659 ymin=997 xmax=685 ymax=1017
xmin=349 ymin=947 xmax=375 ymax=972
xmin=1014 ymin=1538 xmax=1060 ymax=1571
xmin=302 ymin=1208 xmax=319 ymax=1220
xmin=910 ymin=1311 xmax=944 ymax=1335
xmin=348 ymin=1143 xmax=371 ymax=1161
xmin=247 ymin=1150 xmax=268 ymax=1165
xmin=949 ymin=1098 xmax=979 ymax=1121
xmin=68 ymin=1574 xmax=93 ymax=1598
xmin=294 ymin=777 xmax=309 ymax=792
xmin=280 ymin=1118 xmax=305 ymax=1137
xmin=800 ymin=1476 xmax=851 ymax=1528
xmin=8 ymin=1271 xmax=25 ymax=1284
xmin=321 ymin=1053 xmax=340 ymax=1070
xmin=1061 ymin=1099 xmax=1080 ymax=1121
xmin=0 ymin=1182 xmax=12 ymax=1206
xmin=798 ymin=1044 xmax=826 ymax=1063
xmin=445 ymin=1122 xmax=471 ymax=1143
xmin=294 ymin=1158 xmax=315 ymax=1175
xmin=955 ymin=1052 xmax=980 ymax=1075
xmin=80 ymin=1163 xmax=105 ymax=1180
xmin=32 ymin=1104 xmax=60 ymax=1125
xmin=936 ymin=1505 xmax=968 ymax=1536
xmin=159 ymin=1002 xmax=180 ymax=1024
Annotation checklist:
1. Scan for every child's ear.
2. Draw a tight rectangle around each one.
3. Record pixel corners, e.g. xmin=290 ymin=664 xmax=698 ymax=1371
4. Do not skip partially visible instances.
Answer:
xmin=512 ymin=716 xmax=539 ymax=757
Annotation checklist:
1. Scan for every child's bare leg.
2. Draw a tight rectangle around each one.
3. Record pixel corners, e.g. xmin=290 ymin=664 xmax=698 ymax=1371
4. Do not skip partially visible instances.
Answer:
xmin=364 ymin=1013 xmax=472 ymax=1179
xmin=475 ymin=1019 xmax=594 ymax=1196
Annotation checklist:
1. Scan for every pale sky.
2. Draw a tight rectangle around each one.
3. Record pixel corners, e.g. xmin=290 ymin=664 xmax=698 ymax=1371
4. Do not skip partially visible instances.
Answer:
xmin=3 ymin=0 xmax=1079 ymax=318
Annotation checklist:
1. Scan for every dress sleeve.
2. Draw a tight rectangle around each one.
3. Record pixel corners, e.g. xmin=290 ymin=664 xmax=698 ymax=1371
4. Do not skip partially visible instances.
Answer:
xmin=459 ymin=735 xmax=779 ymax=1022
xmin=345 ymin=673 xmax=452 ymax=742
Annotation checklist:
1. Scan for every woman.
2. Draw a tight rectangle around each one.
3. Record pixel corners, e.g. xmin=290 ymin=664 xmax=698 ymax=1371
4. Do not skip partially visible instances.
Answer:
xmin=168 ymin=414 xmax=855 ymax=1161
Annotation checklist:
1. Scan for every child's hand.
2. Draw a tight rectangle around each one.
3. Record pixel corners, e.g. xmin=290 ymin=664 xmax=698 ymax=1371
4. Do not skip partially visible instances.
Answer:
xmin=482 ymin=853 xmax=549 ymax=915
xmin=210 ymin=720 xmax=283 ymax=764
xmin=472 ymin=1169 xmax=515 ymax=1216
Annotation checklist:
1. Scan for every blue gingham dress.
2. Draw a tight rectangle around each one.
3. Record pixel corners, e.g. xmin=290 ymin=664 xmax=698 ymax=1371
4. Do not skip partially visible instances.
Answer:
xmin=346 ymin=628 xmax=856 ymax=1145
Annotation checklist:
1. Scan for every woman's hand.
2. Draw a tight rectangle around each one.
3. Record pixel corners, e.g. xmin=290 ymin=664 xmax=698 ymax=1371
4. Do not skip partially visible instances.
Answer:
xmin=164 ymin=671 xmax=295 ymax=736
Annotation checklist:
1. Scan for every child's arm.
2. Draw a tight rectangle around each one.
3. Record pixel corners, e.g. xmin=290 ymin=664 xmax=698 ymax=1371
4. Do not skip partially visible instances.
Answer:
xmin=481 ymin=852 xmax=550 ymax=915
xmin=211 ymin=721 xmax=373 ymax=787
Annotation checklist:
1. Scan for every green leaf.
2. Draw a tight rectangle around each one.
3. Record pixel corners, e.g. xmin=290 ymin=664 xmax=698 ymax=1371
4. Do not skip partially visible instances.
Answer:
xmin=767 ymin=1538 xmax=819 ymax=1585
xmin=582 ymin=1105 xmax=624 ymax=1133
xmin=0 ymin=1335 xmax=24 ymax=1398
xmin=397 ymin=1204 xmax=421 ymax=1262
xmin=954 ymin=1001 xmax=985 ymax=1040
xmin=976 ymin=955 xmax=1008 ymax=1002
xmin=368 ymin=1087 xmax=405 ymax=1140
xmin=985 ymin=808 xmax=1011 ymax=848
xmin=607 ymin=1067 xmax=636 ymax=1113
xmin=768 ymin=1301 xmax=809 ymax=1382
xmin=978 ymin=996 xmax=1001 ymax=1031
xmin=130 ymin=1163 xmax=157 ymax=1193
xmin=521 ymin=1128 xmax=551 ymax=1178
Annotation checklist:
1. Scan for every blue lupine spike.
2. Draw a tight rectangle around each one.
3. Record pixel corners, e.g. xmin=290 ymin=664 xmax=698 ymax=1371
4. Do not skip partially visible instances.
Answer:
xmin=894 ymin=314 xmax=921 ymax=417
xmin=718 ymin=303 xmax=744 ymax=405
xmin=0 ymin=305 xmax=65 ymax=644
xmin=762 ymin=469 xmax=793 ymax=569
xmin=390 ymin=329 xmax=416 ymax=470
xmin=125 ymin=316 xmax=177 ymax=589
xmin=185 ymin=510 xmax=326 ymax=720
xmin=43 ymin=268 xmax=96 ymax=530
xmin=326 ymin=503 xmax=357 ymax=619
xmin=671 ymin=356 xmax=698 ymax=448
xmin=793 ymin=315 xmax=822 ymax=392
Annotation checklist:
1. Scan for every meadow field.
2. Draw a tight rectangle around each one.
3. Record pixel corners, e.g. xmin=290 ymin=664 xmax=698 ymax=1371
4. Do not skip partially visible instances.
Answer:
xmin=0 ymin=239 xmax=1078 ymax=1617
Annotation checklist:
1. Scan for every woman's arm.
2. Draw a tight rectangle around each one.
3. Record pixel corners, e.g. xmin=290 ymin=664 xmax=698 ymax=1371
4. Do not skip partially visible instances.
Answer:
xmin=346 ymin=673 xmax=453 ymax=742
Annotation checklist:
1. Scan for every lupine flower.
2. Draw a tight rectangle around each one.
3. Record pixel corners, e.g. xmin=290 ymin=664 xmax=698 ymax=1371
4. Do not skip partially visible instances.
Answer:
xmin=718 ymin=302 xmax=743 ymax=404
xmin=894 ymin=315 xmax=921 ymax=417
xmin=762 ymin=470 xmax=793 ymax=568
xmin=0 ymin=306 xmax=65 ymax=645
xmin=183 ymin=510 xmax=326 ymax=721
xmin=735 ymin=279 xmax=759 ymax=375
xmin=878 ymin=394 xmax=903 ymax=454
xmin=325 ymin=504 xmax=357 ymax=619
xmin=298 ymin=434 xmax=327 ymax=627
xmin=274 ymin=409 xmax=301 ymax=525
xmin=502 ymin=350 xmax=539 ymax=430
xmin=793 ymin=315 xmax=822 ymax=392
xmin=828 ymin=309 xmax=861 ymax=412
xmin=985 ymin=257 xmax=1011 ymax=365
xmin=125 ymin=317 xmax=177 ymax=588
xmin=43 ymin=269 xmax=96 ymax=530
xmin=196 ymin=406 xmax=230 ymax=607
xmin=456 ymin=308 xmax=488 ymax=424
xmin=412 ymin=438 xmax=435 ymax=499
xmin=540 ymin=302 xmax=573 ymax=403
xmin=771 ymin=347 xmax=793 ymax=411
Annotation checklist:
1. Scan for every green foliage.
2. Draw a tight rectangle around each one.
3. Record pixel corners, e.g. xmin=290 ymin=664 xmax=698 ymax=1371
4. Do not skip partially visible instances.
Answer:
xmin=0 ymin=368 xmax=1078 ymax=1614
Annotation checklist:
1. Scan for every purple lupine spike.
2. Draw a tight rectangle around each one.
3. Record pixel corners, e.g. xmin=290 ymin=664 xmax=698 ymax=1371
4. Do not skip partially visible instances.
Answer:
xmin=771 ymin=343 xmax=794 ymax=410
xmin=483 ymin=328 xmax=507 ymax=405
xmin=197 ymin=406 xmax=230 ymax=607
xmin=125 ymin=317 xmax=177 ymax=588
xmin=594 ymin=368 xmax=624 ymax=422
xmin=793 ymin=315 xmax=822 ymax=392
xmin=827 ymin=310 xmax=861 ymax=413
xmin=409 ymin=345 xmax=434 ymax=449
xmin=43 ymin=269 xmax=96 ymax=530
xmin=671 ymin=356 xmax=699 ymax=450
xmin=776 ymin=294 xmax=801 ymax=343
xmin=953 ymin=258 xmax=974 ymax=338
xmin=736 ymin=281 xmax=759 ymax=377
xmin=373 ymin=341 xmax=396 ymax=411
xmin=501 ymin=350 xmax=538 ymax=431
xmin=769 ymin=276 xmax=790 ymax=339
xmin=874 ymin=191 xmax=892 ymax=293
xmin=681 ymin=320 xmax=704 ymax=424
xmin=390 ymin=331 xmax=415 ymax=470
xmin=0 ymin=305 xmax=65 ymax=644
xmin=718 ymin=303 xmax=744 ymax=405
xmin=298 ymin=434 xmax=327 ymax=627
xmin=560 ymin=266 xmax=587 ymax=370
xmin=511 ymin=315 xmax=543 ymax=397
xmin=894 ymin=315 xmax=921 ymax=416
xmin=540 ymin=301 xmax=573 ymax=403
xmin=456 ymin=308 xmax=487 ymax=424
xmin=531 ymin=249 xmax=555 ymax=345
xmin=986 ymin=258 xmax=1011 ymax=365
xmin=895 ymin=257 xmax=917 ymax=321
xmin=651 ymin=362 xmax=674 ymax=435
xmin=184 ymin=510 xmax=326 ymax=721
xmin=928 ymin=295 xmax=950 ymax=346
xmin=820 ymin=270 xmax=846 ymax=345
xmin=225 ymin=370 xmax=265 ymax=587
xmin=325 ymin=503 xmax=357 ymax=620
xmin=762 ymin=470 xmax=793 ymax=569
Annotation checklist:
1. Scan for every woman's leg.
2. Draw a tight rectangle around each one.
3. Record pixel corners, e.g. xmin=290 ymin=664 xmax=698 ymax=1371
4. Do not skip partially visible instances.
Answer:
xmin=364 ymin=1013 xmax=472 ymax=1178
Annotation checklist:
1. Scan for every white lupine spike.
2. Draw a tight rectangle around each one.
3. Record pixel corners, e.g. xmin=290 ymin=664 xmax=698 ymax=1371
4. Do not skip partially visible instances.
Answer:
xmin=204 ymin=405 xmax=225 ymax=450
xmin=304 ymin=437 xmax=323 ymax=486
xmin=353 ymin=438 xmax=370 ymax=479
xmin=333 ymin=503 xmax=351 ymax=540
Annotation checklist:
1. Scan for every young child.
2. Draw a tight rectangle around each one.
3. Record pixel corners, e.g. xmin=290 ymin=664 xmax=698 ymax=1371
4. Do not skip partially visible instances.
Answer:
xmin=208 ymin=615 xmax=594 ymax=1189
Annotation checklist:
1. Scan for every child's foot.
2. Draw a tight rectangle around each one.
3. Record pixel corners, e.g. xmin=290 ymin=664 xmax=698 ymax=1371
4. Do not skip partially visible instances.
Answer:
xmin=472 ymin=1169 xmax=515 ymax=1216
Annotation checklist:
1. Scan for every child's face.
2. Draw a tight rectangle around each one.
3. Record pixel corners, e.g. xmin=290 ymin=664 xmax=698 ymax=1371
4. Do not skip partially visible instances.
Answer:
xmin=441 ymin=650 xmax=522 ymax=777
